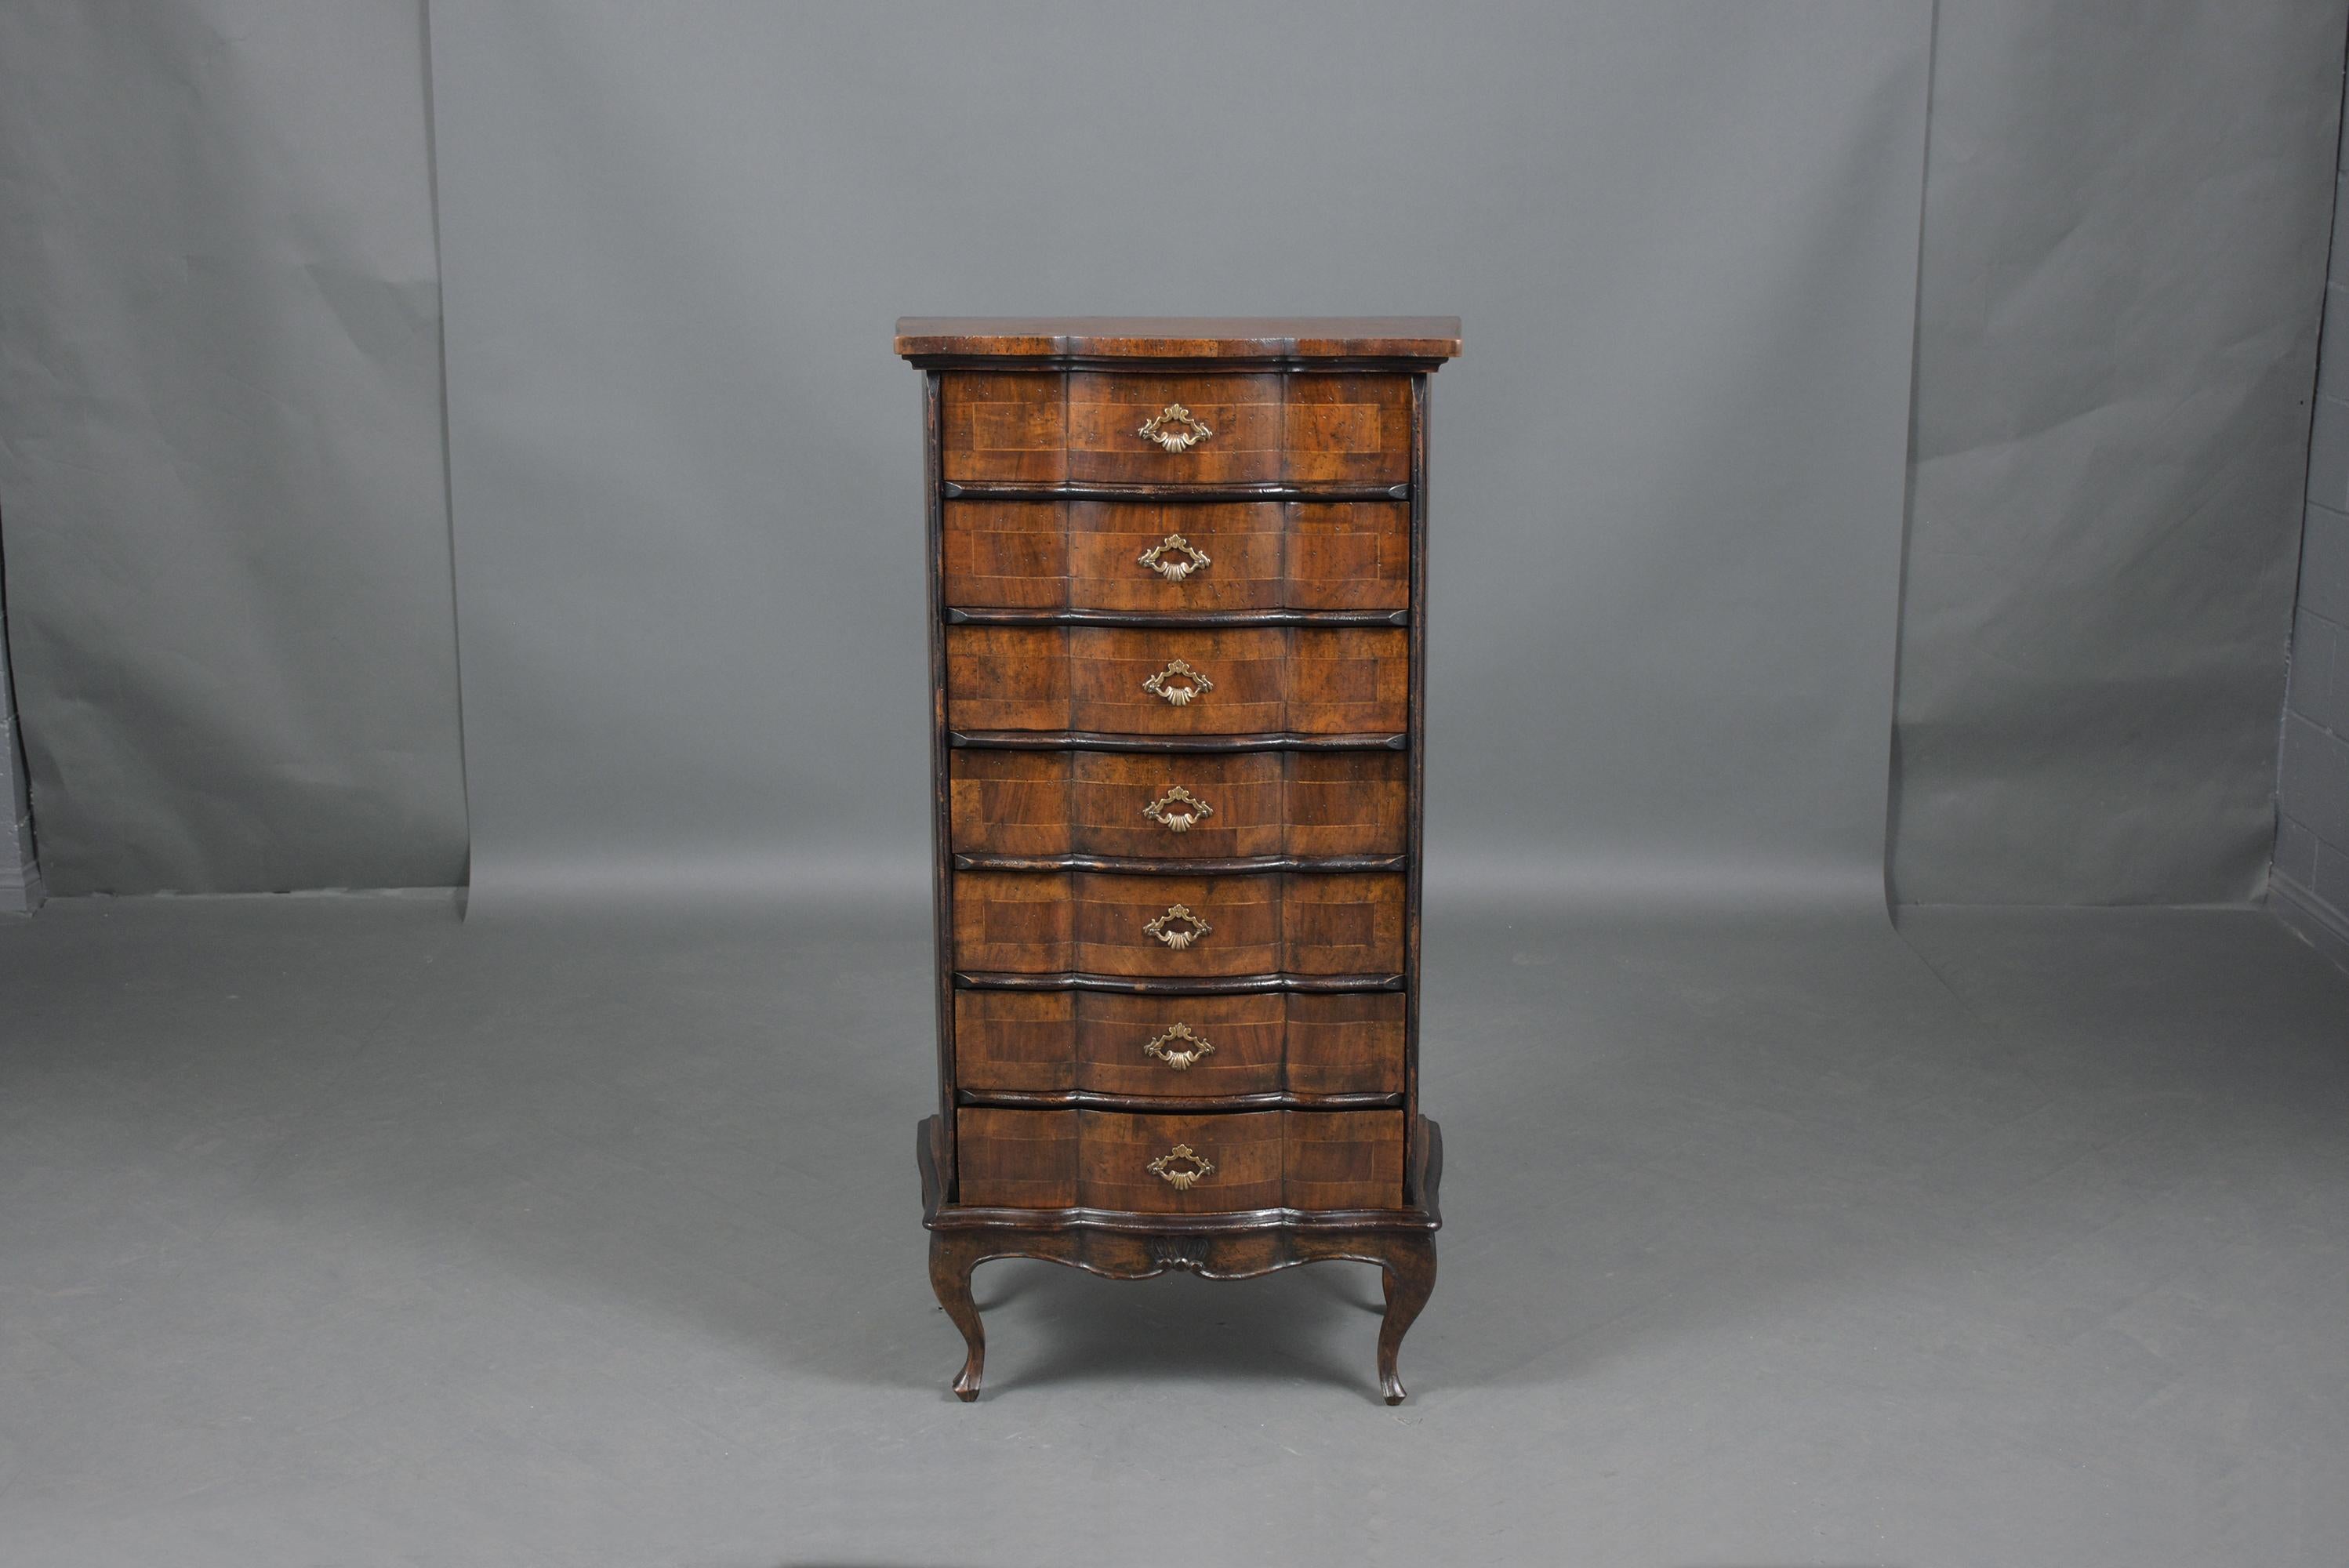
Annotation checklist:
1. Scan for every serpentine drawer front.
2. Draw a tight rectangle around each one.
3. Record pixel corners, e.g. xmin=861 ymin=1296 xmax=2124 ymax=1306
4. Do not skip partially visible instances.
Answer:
xmin=901 ymin=316 xmax=1458 ymax=1404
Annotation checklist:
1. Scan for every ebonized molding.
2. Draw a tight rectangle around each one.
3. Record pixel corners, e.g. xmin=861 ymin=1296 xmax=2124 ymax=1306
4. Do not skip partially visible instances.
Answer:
xmin=940 ymin=480 xmax=1411 ymax=502
xmin=952 ymin=851 xmax=1407 ymax=875
xmin=949 ymin=729 xmax=1410 ymax=753
xmin=952 ymin=970 xmax=1407 ymax=995
xmin=943 ymin=607 xmax=1410 ymax=628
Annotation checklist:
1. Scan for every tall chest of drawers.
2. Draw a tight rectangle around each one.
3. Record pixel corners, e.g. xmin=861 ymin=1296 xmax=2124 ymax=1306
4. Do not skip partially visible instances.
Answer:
xmin=895 ymin=318 xmax=1460 ymax=1403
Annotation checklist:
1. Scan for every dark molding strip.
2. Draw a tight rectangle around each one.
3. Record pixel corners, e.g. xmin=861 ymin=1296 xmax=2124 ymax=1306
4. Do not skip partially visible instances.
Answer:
xmin=953 ymin=971 xmax=1406 ymax=995
xmin=945 ymin=606 xmax=1408 ymax=629
xmin=957 ymin=1088 xmax=1405 ymax=1113
xmin=949 ymin=729 xmax=1409 ymax=754
xmin=942 ymin=481 xmax=1411 ymax=503
xmin=924 ymin=1200 xmax=1440 ymax=1234
xmin=953 ymin=852 xmax=1407 ymax=875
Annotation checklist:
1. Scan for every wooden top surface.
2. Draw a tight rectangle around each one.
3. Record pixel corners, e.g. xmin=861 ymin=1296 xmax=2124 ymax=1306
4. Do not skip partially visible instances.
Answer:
xmin=895 ymin=317 xmax=1462 ymax=363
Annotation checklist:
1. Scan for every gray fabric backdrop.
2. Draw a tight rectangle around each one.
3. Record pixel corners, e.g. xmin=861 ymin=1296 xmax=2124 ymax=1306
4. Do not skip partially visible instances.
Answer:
xmin=1894 ymin=0 xmax=2346 ymax=904
xmin=0 ymin=1 xmax=2341 ymax=906
xmin=430 ymin=0 xmax=1932 ymax=913
xmin=0 ymin=1 xmax=467 ymax=895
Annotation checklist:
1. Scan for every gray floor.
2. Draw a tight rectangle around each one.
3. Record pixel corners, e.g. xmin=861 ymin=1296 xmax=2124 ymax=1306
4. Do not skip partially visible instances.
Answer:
xmin=1 ymin=895 xmax=2345 ymax=1567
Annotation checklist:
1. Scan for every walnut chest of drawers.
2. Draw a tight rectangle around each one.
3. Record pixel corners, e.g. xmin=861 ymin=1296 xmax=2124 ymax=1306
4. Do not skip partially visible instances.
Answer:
xmin=895 ymin=318 xmax=1459 ymax=1403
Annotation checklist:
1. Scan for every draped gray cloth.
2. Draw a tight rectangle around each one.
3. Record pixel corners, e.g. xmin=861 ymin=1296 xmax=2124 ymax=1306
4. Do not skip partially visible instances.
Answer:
xmin=0 ymin=1 xmax=2340 ymax=907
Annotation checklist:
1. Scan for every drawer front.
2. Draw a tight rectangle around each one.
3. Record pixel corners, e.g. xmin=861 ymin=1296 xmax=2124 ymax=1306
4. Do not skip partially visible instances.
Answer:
xmin=949 ymin=749 xmax=1407 ymax=860
xmin=940 ymin=372 xmax=1413 ymax=488
xmin=956 ymin=1108 xmax=1405 ymax=1212
xmin=954 ymin=990 xmax=1406 ymax=1098
xmin=946 ymin=626 xmax=1408 ymax=735
xmin=952 ymin=871 xmax=1405 ymax=978
xmin=942 ymin=499 xmax=1410 ymax=613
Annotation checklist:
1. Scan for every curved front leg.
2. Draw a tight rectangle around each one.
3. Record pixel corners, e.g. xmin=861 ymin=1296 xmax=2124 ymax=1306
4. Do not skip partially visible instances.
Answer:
xmin=1376 ymin=1236 xmax=1436 ymax=1405
xmin=928 ymin=1232 xmax=986 ymax=1401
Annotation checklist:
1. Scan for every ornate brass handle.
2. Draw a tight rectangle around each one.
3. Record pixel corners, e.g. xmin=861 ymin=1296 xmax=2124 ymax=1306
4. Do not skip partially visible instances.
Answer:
xmin=1138 ymin=532 xmax=1211 ymax=583
xmin=1148 ymin=1143 xmax=1214 ymax=1191
xmin=1142 ymin=658 xmax=1212 ymax=708
xmin=1142 ymin=784 xmax=1214 ymax=833
xmin=1137 ymin=403 xmax=1213 ymax=454
xmin=1143 ymin=1022 xmax=1216 ymax=1071
xmin=1143 ymin=903 xmax=1211 ymax=950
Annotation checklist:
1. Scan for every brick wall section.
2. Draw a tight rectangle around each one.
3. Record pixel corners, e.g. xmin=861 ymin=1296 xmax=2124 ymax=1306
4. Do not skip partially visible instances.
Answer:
xmin=2275 ymin=80 xmax=2349 ymax=969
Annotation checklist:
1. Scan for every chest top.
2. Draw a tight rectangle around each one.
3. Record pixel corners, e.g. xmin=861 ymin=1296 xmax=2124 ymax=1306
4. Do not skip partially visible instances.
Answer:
xmin=895 ymin=316 xmax=1462 ymax=367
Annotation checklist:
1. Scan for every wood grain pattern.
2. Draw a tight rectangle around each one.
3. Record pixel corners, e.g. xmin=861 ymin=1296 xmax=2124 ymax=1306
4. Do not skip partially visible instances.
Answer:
xmin=949 ymin=749 xmax=1407 ymax=859
xmin=954 ymin=989 xmax=1404 ymax=1098
xmin=1283 ymin=376 xmax=1413 ymax=485
xmin=897 ymin=317 xmax=1464 ymax=362
xmin=951 ymin=870 xmax=1405 ymax=978
xmin=940 ymin=372 xmax=1065 ymax=484
xmin=1283 ymin=1109 xmax=1406 ymax=1209
xmin=954 ymin=1108 xmax=1078 ymax=1207
xmin=946 ymin=626 xmax=1407 ymax=735
xmin=942 ymin=498 xmax=1408 ymax=613
xmin=913 ymin=330 xmax=1454 ymax=1401
xmin=952 ymin=1108 xmax=1403 ymax=1213
xmin=1069 ymin=372 xmax=1282 ymax=486
xmin=1080 ymin=1110 xmax=1287 ymax=1214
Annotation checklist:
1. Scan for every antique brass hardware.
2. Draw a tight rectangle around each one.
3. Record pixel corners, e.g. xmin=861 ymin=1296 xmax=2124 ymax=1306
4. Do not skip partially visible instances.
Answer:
xmin=1142 ymin=1022 xmax=1216 ymax=1071
xmin=1138 ymin=532 xmax=1211 ymax=582
xmin=1136 ymin=403 xmax=1213 ymax=454
xmin=1143 ymin=904 xmax=1211 ymax=950
xmin=1147 ymin=1143 xmax=1215 ymax=1191
xmin=1142 ymin=658 xmax=1213 ymax=707
xmin=1142 ymin=784 xmax=1214 ymax=833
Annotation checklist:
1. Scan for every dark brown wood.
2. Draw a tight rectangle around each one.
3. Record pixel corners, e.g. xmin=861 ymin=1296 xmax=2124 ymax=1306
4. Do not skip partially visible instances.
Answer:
xmin=950 ymin=729 xmax=1407 ymax=753
xmin=951 ymin=869 xmax=1404 ymax=978
xmin=949 ymin=747 xmax=1408 ymax=861
xmin=953 ymin=1108 xmax=1404 ymax=1214
xmin=942 ymin=497 xmax=1411 ymax=615
xmin=952 ymin=971 xmax=1404 ymax=995
xmin=906 ymin=319 xmax=1453 ymax=1403
xmin=920 ymin=1114 xmax=1441 ymax=1403
xmin=896 ymin=317 xmax=1462 ymax=364
xmin=946 ymin=626 xmax=1408 ymax=735
xmin=953 ymin=989 xmax=1405 ymax=1099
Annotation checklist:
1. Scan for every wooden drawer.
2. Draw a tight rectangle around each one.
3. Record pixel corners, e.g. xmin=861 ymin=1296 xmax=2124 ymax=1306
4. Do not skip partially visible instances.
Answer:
xmin=955 ymin=990 xmax=1406 ymax=1098
xmin=957 ymin=1108 xmax=1406 ymax=1212
xmin=952 ymin=870 xmax=1405 ymax=978
xmin=942 ymin=498 xmax=1410 ymax=612
xmin=946 ymin=626 xmax=1408 ymax=735
xmin=950 ymin=749 xmax=1407 ymax=860
xmin=940 ymin=371 xmax=1412 ymax=488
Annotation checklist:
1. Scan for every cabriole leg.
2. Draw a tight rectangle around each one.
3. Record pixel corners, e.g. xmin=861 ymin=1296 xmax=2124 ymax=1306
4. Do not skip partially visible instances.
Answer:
xmin=928 ymin=1232 xmax=986 ymax=1401
xmin=1376 ymin=1235 xmax=1437 ymax=1406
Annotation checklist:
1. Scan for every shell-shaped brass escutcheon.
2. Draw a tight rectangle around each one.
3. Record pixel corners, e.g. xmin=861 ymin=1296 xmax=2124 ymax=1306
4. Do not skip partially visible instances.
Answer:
xmin=1142 ymin=783 xmax=1214 ymax=834
xmin=1138 ymin=532 xmax=1211 ymax=583
xmin=1137 ymin=403 xmax=1214 ymax=454
xmin=1143 ymin=1022 xmax=1216 ymax=1071
xmin=1148 ymin=1143 xmax=1215 ymax=1191
xmin=1142 ymin=658 xmax=1213 ymax=708
xmin=1143 ymin=903 xmax=1211 ymax=950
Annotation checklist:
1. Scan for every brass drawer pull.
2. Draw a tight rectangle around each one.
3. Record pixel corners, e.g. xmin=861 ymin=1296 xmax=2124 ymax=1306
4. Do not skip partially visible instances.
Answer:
xmin=1143 ymin=1022 xmax=1216 ymax=1071
xmin=1142 ymin=784 xmax=1214 ymax=833
xmin=1137 ymin=403 xmax=1213 ymax=454
xmin=1144 ymin=903 xmax=1211 ymax=949
xmin=1138 ymin=532 xmax=1211 ymax=582
xmin=1142 ymin=658 xmax=1212 ymax=708
xmin=1148 ymin=1143 xmax=1214 ymax=1191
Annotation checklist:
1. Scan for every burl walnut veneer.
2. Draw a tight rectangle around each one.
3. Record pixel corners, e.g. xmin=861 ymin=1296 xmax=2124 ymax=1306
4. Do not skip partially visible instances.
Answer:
xmin=899 ymin=317 xmax=1459 ymax=1403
